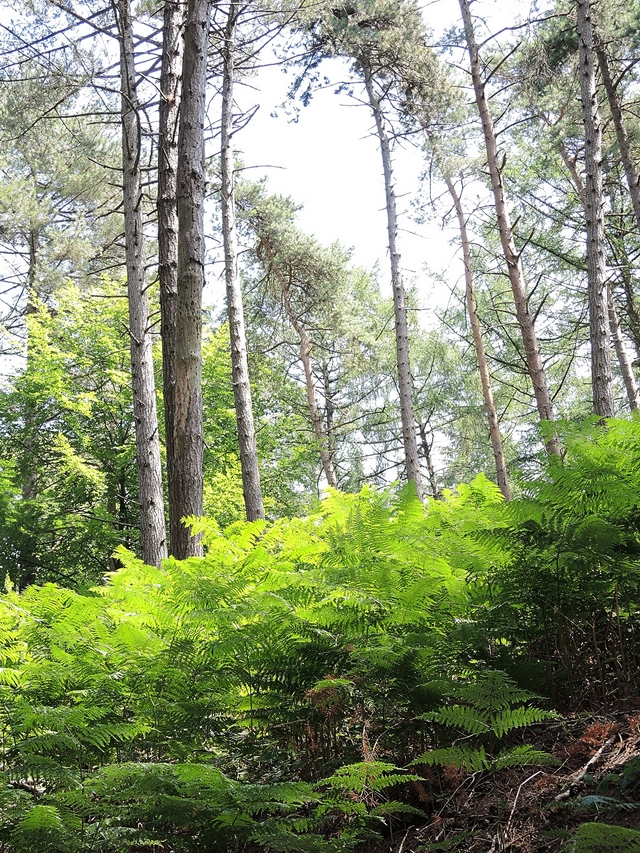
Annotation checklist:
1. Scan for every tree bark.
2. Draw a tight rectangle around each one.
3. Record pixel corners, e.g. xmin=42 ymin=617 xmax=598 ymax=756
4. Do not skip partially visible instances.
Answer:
xmin=174 ymin=0 xmax=210 ymax=558
xmin=362 ymin=65 xmax=424 ymax=497
xmin=158 ymin=0 xmax=185 ymax=556
xmin=22 ymin=228 xmax=39 ymax=505
xmin=259 ymin=237 xmax=338 ymax=489
xmin=116 ymin=0 xmax=167 ymax=566
xmin=577 ymin=0 xmax=615 ymax=417
xmin=321 ymin=362 xmax=337 ymax=463
xmin=418 ymin=421 xmax=440 ymax=500
xmin=608 ymin=286 xmax=639 ymax=410
xmin=220 ymin=2 xmax=265 ymax=521
xmin=556 ymin=140 xmax=637 ymax=412
xmin=595 ymin=38 xmax=640 ymax=237
xmin=459 ymin=0 xmax=560 ymax=452
xmin=618 ymin=258 xmax=640 ymax=359
xmin=444 ymin=175 xmax=512 ymax=501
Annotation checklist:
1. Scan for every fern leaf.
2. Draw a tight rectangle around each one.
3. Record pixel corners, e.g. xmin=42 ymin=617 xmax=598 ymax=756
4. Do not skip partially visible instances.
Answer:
xmin=412 ymin=746 xmax=489 ymax=772
xmin=492 ymin=745 xmax=560 ymax=770
xmin=322 ymin=761 xmax=421 ymax=793
xmin=425 ymin=704 xmax=490 ymax=735
xmin=490 ymin=706 xmax=556 ymax=738
xmin=15 ymin=804 xmax=65 ymax=833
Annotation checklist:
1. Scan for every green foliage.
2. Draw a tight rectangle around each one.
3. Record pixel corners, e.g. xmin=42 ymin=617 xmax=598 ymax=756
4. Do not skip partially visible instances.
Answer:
xmin=413 ymin=671 xmax=558 ymax=773
xmin=201 ymin=322 xmax=319 ymax=524
xmin=0 ymin=482 xmax=504 ymax=851
xmin=3 ymin=418 xmax=640 ymax=848
xmin=472 ymin=418 xmax=640 ymax=706
xmin=570 ymin=822 xmax=640 ymax=852
xmin=0 ymin=282 xmax=139 ymax=588
xmin=237 ymin=177 xmax=407 ymax=492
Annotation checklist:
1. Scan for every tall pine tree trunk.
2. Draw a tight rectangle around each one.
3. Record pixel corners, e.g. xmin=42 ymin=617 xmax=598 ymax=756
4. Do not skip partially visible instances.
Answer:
xmin=220 ymin=2 xmax=265 ymax=521
xmin=556 ymin=138 xmax=637 ymax=412
xmin=608 ymin=286 xmax=639 ymax=410
xmin=258 ymin=237 xmax=338 ymax=489
xmin=459 ymin=0 xmax=559 ymax=453
xmin=418 ymin=422 xmax=440 ymax=500
xmin=362 ymin=65 xmax=423 ymax=498
xmin=158 ymin=0 xmax=185 ymax=556
xmin=618 ymin=258 xmax=640 ymax=359
xmin=577 ymin=0 xmax=615 ymax=417
xmin=116 ymin=0 xmax=167 ymax=566
xmin=444 ymin=175 xmax=512 ymax=500
xmin=174 ymin=0 xmax=210 ymax=558
xmin=595 ymin=38 xmax=640 ymax=237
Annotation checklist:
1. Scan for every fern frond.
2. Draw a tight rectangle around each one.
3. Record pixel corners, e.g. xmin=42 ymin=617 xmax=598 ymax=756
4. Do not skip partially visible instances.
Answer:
xmin=490 ymin=706 xmax=556 ymax=738
xmin=424 ymin=704 xmax=490 ymax=735
xmin=492 ymin=745 xmax=560 ymax=770
xmin=322 ymin=762 xmax=421 ymax=794
xmin=16 ymin=805 xmax=64 ymax=832
xmin=412 ymin=746 xmax=488 ymax=773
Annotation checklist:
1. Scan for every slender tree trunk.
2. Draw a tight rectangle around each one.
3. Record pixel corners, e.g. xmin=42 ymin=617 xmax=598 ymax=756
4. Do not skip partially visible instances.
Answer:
xmin=577 ymin=0 xmax=615 ymax=417
xmin=418 ymin=422 xmax=440 ymax=500
xmin=444 ymin=175 xmax=512 ymax=500
xmin=22 ymin=228 xmax=39 ymax=505
xmin=116 ymin=0 xmax=167 ymax=566
xmin=158 ymin=0 xmax=185 ymax=556
xmin=174 ymin=0 xmax=210 ymax=558
xmin=557 ymin=140 xmax=637 ymax=412
xmin=595 ymin=38 xmax=640 ymax=236
xmin=221 ymin=2 xmax=265 ymax=521
xmin=459 ymin=0 xmax=559 ymax=452
xmin=281 ymin=275 xmax=338 ymax=490
xmin=362 ymin=65 xmax=423 ymax=497
xmin=259 ymin=237 xmax=338 ymax=489
xmin=322 ymin=362 xmax=337 ymax=462
xmin=19 ymin=229 xmax=40 ymax=586
xmin=619 ymin=260 xmax=640 ymax=359
xmin=608 ymin=286 xmax=639 ymax=410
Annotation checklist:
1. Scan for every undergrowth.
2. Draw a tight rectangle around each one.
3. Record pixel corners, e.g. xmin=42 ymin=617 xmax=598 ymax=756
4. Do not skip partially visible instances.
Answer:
xmin=1 ymin=417 xmax=640 ymax=850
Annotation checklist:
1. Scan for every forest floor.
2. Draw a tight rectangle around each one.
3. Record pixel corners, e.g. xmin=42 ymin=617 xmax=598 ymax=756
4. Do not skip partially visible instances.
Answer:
xmin=376 ymin=712 xmax=640 ymax=852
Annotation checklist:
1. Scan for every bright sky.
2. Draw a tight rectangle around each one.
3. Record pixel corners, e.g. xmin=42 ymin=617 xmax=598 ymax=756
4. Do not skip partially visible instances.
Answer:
xmin=218 ymin=0 xmax=529 ymax=319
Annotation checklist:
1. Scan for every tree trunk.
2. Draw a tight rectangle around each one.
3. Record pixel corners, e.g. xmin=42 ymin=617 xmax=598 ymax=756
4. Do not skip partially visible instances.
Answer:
xmin=418 ymin=421 xmax=440 ymax=500
xmin=459 ymin=0 xmax=560 ymax=452
xmin=116 ymin=0 xmax=167 ymax=566
xmin=618 ymin=258 xmax=640 ymax=359
xmin=608 ymin=286 xmax=639 ymax=410
xmin=22 ymin=228 xmax=39 ymax=505
xmin=19 ymin=229 xmax=40 ymax=586
xmin=221 ymin=2 xmax=265 ymax=521
xmin=259 ymin=237 xmax=338 ymax=489
xmin=321 ymin=362 xmax=337 ymax=462
xmin=556 ymin=140 xmax=637 ymax=412
xmin=577 ymin=0 xmax=615 ymax=417
xmin=595 ymin=38 xmax=640 ymax=237
xmin=444 ymin=175 xmax=512 ymax=501
xmin=174 ymin=0 xmax=210 ymax=558
xmin=158 ymin=0 xmax=185 ymax=556
xmin=362 ymin=65 xmax=424 ymax=497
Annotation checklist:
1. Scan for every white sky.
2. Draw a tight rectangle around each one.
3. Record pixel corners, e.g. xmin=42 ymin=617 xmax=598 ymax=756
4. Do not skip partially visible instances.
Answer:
xmin=210 ymin=0 xmax=530 ymax=318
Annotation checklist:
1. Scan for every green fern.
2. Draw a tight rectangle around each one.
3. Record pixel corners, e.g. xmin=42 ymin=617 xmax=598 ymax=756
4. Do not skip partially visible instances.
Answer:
xmin=414 ymin=671 xmax=558 ymax=774
xmin=413 ymin=746 xmax=489 ymax=773
xmin=323 ymin=761 xmax=422 ymax=794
